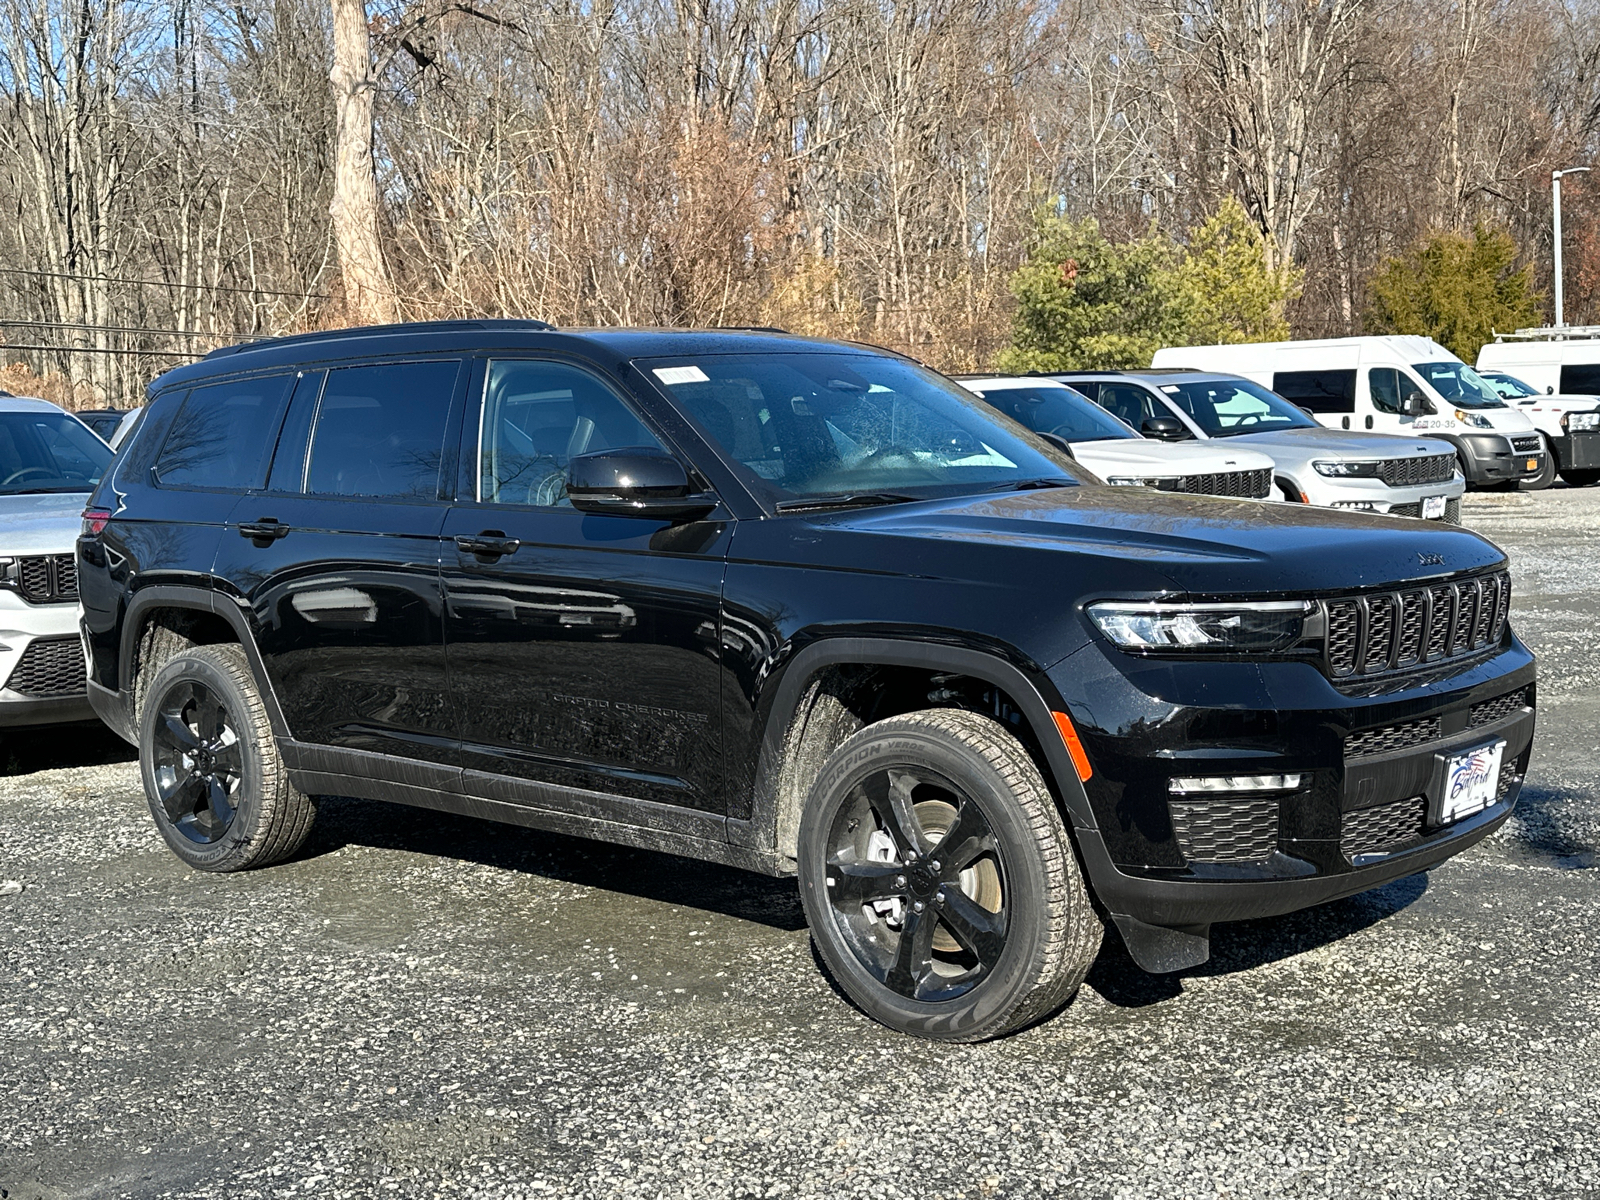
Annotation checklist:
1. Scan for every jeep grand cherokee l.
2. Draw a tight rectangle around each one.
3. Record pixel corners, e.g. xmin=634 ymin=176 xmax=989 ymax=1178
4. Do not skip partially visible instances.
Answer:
xmin=78 ymin=321 xmax=1536 ymax=1041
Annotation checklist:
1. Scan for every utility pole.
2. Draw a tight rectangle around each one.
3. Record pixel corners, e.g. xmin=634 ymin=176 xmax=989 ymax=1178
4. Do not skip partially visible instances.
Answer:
xmin=1553 ymin=166 xmax=1591 ymax=328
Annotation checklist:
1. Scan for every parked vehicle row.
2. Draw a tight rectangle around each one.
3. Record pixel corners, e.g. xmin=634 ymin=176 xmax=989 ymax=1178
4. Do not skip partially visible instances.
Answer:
xmin=64 ymin=321 xmax=1536 ymax=1042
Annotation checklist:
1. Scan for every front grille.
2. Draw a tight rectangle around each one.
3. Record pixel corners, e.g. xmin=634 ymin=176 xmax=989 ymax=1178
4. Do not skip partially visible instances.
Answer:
xmin=1169 ymin=796 xmax=1278 ymax=863
xmin=1342 ymin=797 xmax=1426 ymax=858
xmin=16 ymin=554 xmax=78 ymax=604
xmin=1345 ymin=716 xmax=1442 ymax=760
xmin=1471 ymin=688 xmax=1527 ymax=727
xmin=1324 ymin=570 xmax=1509 ymax=680
xmin=1378 ymin=453 xmax=1456 ymax=487
xmin=5 ymin=636 xmax=86 ymax=695
xmin=1511 ymin=435 xmax=1542 ymax=454
xmin=1170 ymin=467 xmax=1272 ymax=500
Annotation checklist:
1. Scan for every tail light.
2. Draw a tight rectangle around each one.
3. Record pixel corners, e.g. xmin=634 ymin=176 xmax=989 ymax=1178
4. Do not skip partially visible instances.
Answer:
xmin=82 ymin=506 xmax=111 ymax=536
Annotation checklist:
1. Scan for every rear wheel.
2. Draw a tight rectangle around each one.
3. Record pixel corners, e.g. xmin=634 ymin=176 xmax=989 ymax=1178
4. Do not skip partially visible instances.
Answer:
xmin=1560 ymin=469 xmax=1600 ymax=488
xmin=798 ymin=709 xmax=1101 ymax=1041
xmin=139 ymin=644 xmax=316 ymax=872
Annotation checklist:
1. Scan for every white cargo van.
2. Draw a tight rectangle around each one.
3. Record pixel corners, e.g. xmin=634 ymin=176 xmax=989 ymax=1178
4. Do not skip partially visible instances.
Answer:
xmin=1476 ymin=332 xmax=1600 ymax=488
xmin=1153 ymin=336 xmax=1543 ymax=489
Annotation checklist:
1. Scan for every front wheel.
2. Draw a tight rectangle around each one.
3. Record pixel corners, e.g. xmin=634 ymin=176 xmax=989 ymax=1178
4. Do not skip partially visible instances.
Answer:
xmin=1519 ymin=438 xmax=1556 ymax=491
xmin=798 ymin=709 xmax=1102 ymax=1041
xmin=1560 ymin=469 xmax=1600 ymax=488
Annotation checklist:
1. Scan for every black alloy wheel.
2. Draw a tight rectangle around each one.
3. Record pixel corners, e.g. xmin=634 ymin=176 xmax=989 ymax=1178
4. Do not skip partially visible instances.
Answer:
xmin=151 ymin=679 xmax=244 ymax=844
xmin=822 ymin=766 xmax=1008 ymax=1003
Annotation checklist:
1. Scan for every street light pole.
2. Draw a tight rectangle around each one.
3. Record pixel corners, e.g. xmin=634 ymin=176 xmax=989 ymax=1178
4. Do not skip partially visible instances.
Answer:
xmin=1553 ymin=166 xmax=1591 ymax=328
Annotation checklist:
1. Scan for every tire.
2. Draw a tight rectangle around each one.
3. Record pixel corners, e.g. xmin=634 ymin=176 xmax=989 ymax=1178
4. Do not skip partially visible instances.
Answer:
xmin=797 ymin=708 xmax=1102 ymax=1041
xmin=1560 ymin=469 xmax=1600 ymax=488
xmin=138 ymin=644 xmax=316 ymax=872
xmin=1519 ymin=438 xmax=1556 ymax=491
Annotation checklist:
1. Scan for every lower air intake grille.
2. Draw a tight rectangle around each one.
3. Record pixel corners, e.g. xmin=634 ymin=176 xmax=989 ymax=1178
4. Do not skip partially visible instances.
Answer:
xmin=1342 ymin=797 xmax=1427 ymax=859
xmin=1171 ymin=468 xmax=1273 ymax=500
xmin=5 ymin=637 xmax=86 ymax=696
xmin=1169 ymin=797 xmax=1279 ymax=863
xmin=1471 ymin=689 xmax=1528 ymax=727
xmin=1344 ymin=716 xmax=1443 ymax=760
xmin=1445 ymin=498 xmax=1461 ymax=524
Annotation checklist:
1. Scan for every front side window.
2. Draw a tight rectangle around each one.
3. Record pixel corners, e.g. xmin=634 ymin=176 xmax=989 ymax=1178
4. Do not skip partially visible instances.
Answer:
xmin=643 ymin=352 xmax=1084 ymax=504
xmin=969 ymin=385 xmax=1136 ymax=442
xmin=1412 ymin=361 xmax=1505 ymax=409
xmin=1159 ymin=379 xmax=1318 ymax=437
xmin=154 ymin=375 xmax=295 ymax=489
xmin=305 ymin=361 xmax=460 ymax=499
xmin=479 ymin=360 xmax=668 ymax=507
xmin=0 ymin=410 xmax=114 ymax=494
xmin=1368 ymin=368 xmax=1402 ymax=414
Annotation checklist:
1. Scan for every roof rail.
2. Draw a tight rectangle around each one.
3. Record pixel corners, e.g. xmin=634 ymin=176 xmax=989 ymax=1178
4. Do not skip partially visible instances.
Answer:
xmin=203 ymin=317 xmax=558 ymax=360
xmin=1492 ymin=324 xmax=1600 ymax=342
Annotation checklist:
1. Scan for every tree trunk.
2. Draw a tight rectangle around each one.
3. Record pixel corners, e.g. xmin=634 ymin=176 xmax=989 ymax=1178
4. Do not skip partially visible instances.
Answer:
xmin=329 ymin=0 xmax=398 ymax=324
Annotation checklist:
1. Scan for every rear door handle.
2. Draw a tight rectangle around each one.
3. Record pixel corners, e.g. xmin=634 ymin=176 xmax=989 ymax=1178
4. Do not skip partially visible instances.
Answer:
xmin=239 ymin=519 xmax=291 ymax=545
xmin=455 ymin=533 xmax=521 ymax=559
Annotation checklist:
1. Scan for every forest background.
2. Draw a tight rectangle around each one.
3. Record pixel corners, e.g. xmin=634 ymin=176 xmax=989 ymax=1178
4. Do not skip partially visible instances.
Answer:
xmin=2 ymin=0 xmax=1598 ymax=406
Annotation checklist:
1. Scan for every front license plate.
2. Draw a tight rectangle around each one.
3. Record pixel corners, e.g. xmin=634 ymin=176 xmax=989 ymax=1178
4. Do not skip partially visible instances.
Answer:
xmin=1442 ymin=740 xmax=1506 ymax=824
xmin=1422 ymin=495 xmax=1446 ymax=519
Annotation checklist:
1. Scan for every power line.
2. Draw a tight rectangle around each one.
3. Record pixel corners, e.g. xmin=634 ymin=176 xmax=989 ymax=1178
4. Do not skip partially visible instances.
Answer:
xmin=0 ymin=343 xmax=201 ymax=359
xmin=0 ymin=319 xmax=245 ymax=339
xmin=0 ymin=266 xmax=326 ymax=301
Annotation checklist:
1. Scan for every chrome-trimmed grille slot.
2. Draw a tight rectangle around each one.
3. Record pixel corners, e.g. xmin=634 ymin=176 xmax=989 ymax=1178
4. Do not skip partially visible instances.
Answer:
xmin=1377 ymin=454 xmax=1456 ymax=487
xmin=1342 ymin=797 xmax=1427 ymax=858
xmin=16 ymin=553 xmax=79 ymax=604
xmin=1344 ymin=716 xmax=1442 ymax=760
xmin=1324 ymin=571 xmax=1509 ymax=680
xmin=5 ymin=636 xmax=86 ymax=695
xmin=1169 ymin=797 xmax=1279 ymax=863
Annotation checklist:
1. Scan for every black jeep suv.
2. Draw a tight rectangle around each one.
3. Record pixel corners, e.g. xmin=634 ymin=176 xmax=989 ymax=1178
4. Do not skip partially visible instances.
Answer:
xmin=78 ymin=321 xmax=1536 ymax=1041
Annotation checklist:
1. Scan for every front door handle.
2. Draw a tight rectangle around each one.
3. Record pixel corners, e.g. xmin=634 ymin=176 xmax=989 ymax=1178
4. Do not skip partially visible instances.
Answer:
xmin=239 ymin=518 xmax=291 ymax=546
xmin=455 ymin=533 xmax=521 ymax=560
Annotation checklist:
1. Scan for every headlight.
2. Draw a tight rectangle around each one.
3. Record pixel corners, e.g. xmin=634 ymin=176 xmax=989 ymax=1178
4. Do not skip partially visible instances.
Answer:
xmin=1455 ymin=409 xmax=1493 ymax=428
xmin=1313 ymin=460 xmax=1380 ymax=478
xmin=1563 ymin=411 xmax=1600 ymax=432
xmin=1105 ymin=476 xmax=1180 ymax=490
xmin=1087 ymin=600 xmax=1315 ymax=652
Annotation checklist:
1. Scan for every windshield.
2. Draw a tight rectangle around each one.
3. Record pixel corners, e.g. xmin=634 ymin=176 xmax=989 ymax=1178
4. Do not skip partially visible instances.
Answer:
xmin=965 ymin=384 xmax=1137 ymax=442
xmin=0 ymin=410 xmax=113 ymax=494
xmin=1156 ymin=378 xmax=1319 ymax=438
xmin=642 ymin=353 xmax=1087 ymax=503
xmin=1413 ymin=361 xmax=1505 ymax=409
xmin=1482 ymin=372 xmax=1537 ymax=399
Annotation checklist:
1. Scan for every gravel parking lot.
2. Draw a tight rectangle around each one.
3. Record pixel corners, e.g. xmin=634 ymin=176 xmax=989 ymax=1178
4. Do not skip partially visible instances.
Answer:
xmin=3 ymin=489 xmax=1598 ymax=1200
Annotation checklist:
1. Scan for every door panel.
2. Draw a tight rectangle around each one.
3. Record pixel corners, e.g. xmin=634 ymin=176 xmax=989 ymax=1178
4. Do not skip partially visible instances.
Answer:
xmin=442 ymin=357 xmax=731 ymax=816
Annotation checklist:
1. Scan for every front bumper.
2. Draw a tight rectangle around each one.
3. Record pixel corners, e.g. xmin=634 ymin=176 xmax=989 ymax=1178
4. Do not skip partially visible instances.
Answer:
xmin=1298 ymin=473 xmax=1466 ymax=520
xmin=0 ymin=592 xmax=95 ymax=727
xmin=1551 ymin=430 xmax=1600 ymax=471
xmin=1049 ymin=637 xmax=1535 ymax=967
xmin=1457 ymin=432 xmax=1543 ymax=485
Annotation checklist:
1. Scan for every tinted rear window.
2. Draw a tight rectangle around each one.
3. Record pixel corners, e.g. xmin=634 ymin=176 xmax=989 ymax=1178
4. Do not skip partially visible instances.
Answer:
xmin=305 ymin=361 xmax=460 ymax=499
xmin=1560 ymin=364 xmax=1600 ymax=396
xmin=154 ymin=375 xmax=295 ymax=489
xmin=1273 ymin=369 xmax=1355 ymax=413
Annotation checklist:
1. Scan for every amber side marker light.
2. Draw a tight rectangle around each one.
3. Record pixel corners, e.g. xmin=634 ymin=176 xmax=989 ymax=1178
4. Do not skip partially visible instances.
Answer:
xmin=1051 ymin=711 xmax=1093 ymax=782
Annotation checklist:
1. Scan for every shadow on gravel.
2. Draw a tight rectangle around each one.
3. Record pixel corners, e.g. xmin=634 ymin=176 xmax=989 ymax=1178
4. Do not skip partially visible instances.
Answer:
xmin=1510 ymin=783 xmax=1597 ymax=868
xmin=0 ymin=719 xmax=136 ymax=776
xmin=1087 ymin=870 xmax=1430 ymax=1007
xmin=301 ymin=794 xmax=809 ymax=931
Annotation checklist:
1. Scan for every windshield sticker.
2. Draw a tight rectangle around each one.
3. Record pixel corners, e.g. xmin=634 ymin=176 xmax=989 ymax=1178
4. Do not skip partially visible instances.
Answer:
xmin=1161 ymin=385 xmax=1182 ymax=393
xmin=653 ymin=365 xmax=709 ymax=385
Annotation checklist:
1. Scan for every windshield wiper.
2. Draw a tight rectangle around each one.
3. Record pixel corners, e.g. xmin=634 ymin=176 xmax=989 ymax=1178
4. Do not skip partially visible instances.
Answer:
xmin=774 ymin=491 xmax=924 ymax=513
xmin=3 ymin=486 xmax=85 ymax=495
xmin=979 ymin=477 xmax=1077 ymax=493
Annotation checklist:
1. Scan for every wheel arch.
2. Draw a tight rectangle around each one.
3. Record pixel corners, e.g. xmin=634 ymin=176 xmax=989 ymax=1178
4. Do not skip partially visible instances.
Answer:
xmin=741 ymin=637 xmax=1096 ymax=865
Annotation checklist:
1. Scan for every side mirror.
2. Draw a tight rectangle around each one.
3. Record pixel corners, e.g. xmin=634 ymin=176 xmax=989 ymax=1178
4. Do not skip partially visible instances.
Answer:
xmin=1140 ymin=416 xmax=1189 ymax=441
xmin=1298 ymin=406 xmax=1316 ymax=418
xmin=1548 ymin=386 xmax=1556 ymax=395
xmin=1403 ymin=390 xmax=1436 ymax=416
xmin=1039 ymin=432 xmax=1076 ymax=459
xmin=567 ymin=449 xmax=717 ymax=520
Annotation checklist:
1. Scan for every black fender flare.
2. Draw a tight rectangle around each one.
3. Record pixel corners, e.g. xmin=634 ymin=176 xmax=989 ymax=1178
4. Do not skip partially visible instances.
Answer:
xmin=115 ymin=585 xmax=293 ymax=741
xmin=736 ymin=636 xmax=1097 ymax=862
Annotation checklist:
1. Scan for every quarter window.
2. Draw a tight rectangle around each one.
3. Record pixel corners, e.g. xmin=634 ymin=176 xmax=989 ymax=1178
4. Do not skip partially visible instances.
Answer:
xmin=1560 ymin=364 xmax=1600 ymax=396
xmin=479 ymin=360 xmax=667 ymax=507
xmin=154 ymin=375 xmax=295 ymax=489
xmin=305 ymin=361 xmax=460 ymax=499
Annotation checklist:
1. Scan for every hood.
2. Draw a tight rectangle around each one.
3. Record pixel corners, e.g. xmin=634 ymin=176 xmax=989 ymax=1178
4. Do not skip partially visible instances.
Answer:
xmin=1512 ymin=395 xmax=1600 ymax=413
xmin=1231 ymin=426 xmax=1454 ymax=458
xmin=0 ymin=492 xmax=91 ymax=555
xmin=835 ymin=485 xmax=1504 ymax=597
xmin=1070 ymin=439 xmax=1275 ymax=474
xmin=1474 ymin=407 xmax=1536 ymax=432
